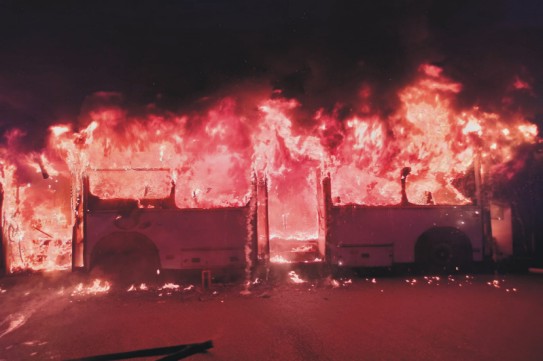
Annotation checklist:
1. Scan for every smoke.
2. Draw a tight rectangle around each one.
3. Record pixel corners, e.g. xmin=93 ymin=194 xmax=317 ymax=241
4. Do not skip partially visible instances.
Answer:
xmin=0 ymin=1 xmax=541 ymax=142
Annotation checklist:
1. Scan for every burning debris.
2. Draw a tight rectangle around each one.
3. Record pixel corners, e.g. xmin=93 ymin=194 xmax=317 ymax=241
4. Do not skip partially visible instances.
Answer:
xmin=126 ymin=282 xmax=198 ymax=295
xmin=158 ymin=283 xmax=183 ymax=296
xmin=127 ymin=283 xmax=148 ymax=292
xmin=70 ymin=280 xmax=202 ymax=297
xmin=71 ymin=279 xmax=111 ymax=296
xmin=288 ymin=271 xmax=307 ymax=284
xmin=159 ymin=283 xmax=181 ymax=291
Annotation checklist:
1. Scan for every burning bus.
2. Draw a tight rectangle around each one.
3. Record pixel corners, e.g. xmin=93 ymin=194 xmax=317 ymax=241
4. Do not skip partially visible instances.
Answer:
xmin=0 ymin=64 xmax=539 ymax=277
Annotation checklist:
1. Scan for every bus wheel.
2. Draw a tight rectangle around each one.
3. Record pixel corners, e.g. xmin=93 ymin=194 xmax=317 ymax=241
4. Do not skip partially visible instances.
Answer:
xmin=90 ymin=232 xmax=160 ymax=286
xmin=415 ymin=227 xmax=473 ymax=274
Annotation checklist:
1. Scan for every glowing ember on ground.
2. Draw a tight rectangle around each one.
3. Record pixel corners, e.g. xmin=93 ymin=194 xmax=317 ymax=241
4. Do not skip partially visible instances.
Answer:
xmin=330 ymin=278 xmax=353 ymax=288
xmin=422 ymin=276 xmax=442 ymax=285
xmin=486 ymin=279 xmax=517 ymax=292
xmin=488 ymin=280 xmax=501 ymax=288
xmin=397 ymin=274 xmax=520 ymax=292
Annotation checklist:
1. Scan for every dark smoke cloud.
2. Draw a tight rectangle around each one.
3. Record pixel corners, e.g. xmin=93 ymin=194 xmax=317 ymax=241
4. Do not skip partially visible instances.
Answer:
xmin=0 ymin=0 xmax=542 ymax=145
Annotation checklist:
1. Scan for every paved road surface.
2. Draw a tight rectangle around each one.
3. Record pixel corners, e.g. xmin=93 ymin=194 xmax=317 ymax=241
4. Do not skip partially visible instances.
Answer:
xmin=1 ymin=271 xmax=543 ymax=360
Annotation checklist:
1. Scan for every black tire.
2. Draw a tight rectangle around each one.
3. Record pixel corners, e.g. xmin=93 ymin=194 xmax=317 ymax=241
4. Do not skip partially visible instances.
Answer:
xmin=415 ymin=228 xmax=473 ymax=274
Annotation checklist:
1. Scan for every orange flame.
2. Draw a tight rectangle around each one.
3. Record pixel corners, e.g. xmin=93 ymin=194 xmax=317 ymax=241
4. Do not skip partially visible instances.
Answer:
xmin=0 ymin=64 xmax=539 ymax=272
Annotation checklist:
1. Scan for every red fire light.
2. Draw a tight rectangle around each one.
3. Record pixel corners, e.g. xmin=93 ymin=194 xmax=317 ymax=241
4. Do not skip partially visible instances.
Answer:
xmin=0 ymin=64 xmax=539 ymax=272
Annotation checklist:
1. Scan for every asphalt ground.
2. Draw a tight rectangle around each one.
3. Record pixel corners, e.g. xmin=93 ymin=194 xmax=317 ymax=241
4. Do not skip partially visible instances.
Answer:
xmin=1 ymin=268 xmax=543 ymax=361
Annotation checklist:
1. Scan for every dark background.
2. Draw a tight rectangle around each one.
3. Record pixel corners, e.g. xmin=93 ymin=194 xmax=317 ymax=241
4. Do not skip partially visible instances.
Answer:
xmin=0 ymin=0 xmax=542 ymax=265
xmin=1 ymin=1 xmax=542 ymax=132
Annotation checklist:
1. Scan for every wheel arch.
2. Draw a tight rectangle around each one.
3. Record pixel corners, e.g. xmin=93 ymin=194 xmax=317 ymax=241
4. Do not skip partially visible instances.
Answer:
xmin=90 ymin=231 xmax=161 ymax=271
xmin=414 ymin=226 xmax=474 ymax=269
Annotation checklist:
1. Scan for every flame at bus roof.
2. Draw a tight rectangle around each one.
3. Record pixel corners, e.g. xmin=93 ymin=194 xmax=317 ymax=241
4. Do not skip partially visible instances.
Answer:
xmin=0 ymin=64 xmax=539 ymax=272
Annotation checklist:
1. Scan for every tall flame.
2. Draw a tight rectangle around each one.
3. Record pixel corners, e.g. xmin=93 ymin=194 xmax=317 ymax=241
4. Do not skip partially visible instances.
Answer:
xmin=0 ymin=64 xmax=538 ymax=272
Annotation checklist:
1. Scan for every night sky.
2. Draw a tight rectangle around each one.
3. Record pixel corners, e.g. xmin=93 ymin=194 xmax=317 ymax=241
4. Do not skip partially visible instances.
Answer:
xmin=1 ymin=0 xmax=542 ymax=138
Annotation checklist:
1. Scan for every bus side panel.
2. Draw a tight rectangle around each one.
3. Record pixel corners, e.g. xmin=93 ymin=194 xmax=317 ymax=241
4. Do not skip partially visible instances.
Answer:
xmin=85 ymin=207 xmax=251 ymax=271
xmin=328 ymin=205 xmax=483 ymax=266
